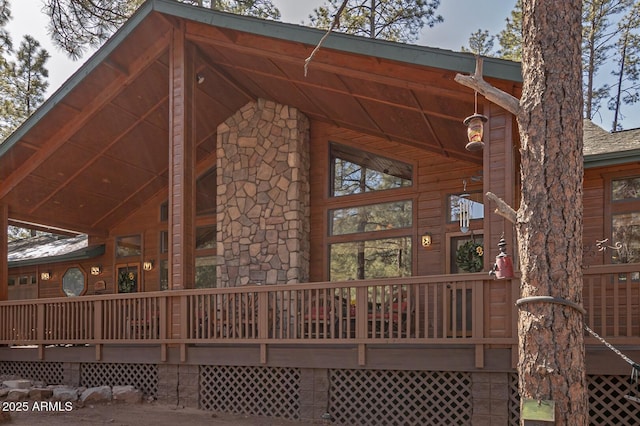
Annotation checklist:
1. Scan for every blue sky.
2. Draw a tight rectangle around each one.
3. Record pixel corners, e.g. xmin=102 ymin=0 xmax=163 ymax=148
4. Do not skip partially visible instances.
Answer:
xmin=14 ymin=1 xmax=632 ymax=131
xmin=6 ymin=0 xmax=517 ymax=94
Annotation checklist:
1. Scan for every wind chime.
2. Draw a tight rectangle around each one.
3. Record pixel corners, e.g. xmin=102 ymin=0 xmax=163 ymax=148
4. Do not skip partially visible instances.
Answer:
xmin=463 ymin=88 xmax=488 ymax=152
xmin=459 ymin=180 xmax=471 ymax=234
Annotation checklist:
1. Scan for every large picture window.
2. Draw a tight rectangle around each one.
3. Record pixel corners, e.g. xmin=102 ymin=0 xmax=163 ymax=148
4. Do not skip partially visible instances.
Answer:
xmin=327 ymin=143 xmax=414 ymax=281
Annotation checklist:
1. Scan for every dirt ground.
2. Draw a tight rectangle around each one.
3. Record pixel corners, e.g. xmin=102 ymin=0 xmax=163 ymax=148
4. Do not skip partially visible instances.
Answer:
xmin=4 ymin=401 xmax=314 ymax=425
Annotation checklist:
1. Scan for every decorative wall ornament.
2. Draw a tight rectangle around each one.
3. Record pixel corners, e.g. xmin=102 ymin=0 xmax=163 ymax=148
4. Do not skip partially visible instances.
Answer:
xmin=455 ymin=238 xmax=484 ymax=273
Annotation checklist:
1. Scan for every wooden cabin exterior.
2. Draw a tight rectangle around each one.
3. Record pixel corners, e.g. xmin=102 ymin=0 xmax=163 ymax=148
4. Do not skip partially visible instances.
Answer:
xmin=1 ymin=1 xmax=640 ymax=424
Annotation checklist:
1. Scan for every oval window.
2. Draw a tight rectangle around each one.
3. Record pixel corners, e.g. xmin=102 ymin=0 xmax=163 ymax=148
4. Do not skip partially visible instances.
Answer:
xmin=62 ymin=267 xmax=86 ymax=297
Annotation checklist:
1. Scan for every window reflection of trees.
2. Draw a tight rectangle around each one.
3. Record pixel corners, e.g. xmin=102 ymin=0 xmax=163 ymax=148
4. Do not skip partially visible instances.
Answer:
xmin=611 ymin=177 xmax=640 ymax=265
xmin=330 ymin=238 xmax=412 ymax=281
xmin=328 ymin=143 xmax=414 ymax=281
xmin=612 ymin=212 xmax=640 ymax=264
xmin=331 ymin=143 xmax=412 ymax=197
xmin=330 ymin=201 xmax=412 ymax=236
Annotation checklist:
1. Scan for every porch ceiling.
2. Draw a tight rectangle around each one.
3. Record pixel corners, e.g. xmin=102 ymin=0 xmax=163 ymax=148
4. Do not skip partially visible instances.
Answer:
xmin=0 ymin=0 xmax=522 ymax=236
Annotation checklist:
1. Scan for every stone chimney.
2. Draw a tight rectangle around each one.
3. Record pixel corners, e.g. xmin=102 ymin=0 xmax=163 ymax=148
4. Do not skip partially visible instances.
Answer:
xmin=216 ymin=99 xmax=310 ymax=286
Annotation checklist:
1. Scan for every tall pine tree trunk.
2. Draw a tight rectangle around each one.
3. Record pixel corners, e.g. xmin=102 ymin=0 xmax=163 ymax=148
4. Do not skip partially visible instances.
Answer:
xmin=517 ymin=1 xmax=587 ymax=423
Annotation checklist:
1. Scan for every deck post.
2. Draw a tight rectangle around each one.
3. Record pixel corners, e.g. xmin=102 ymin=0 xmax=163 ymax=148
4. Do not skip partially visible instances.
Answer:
xmin=168 ymin=22 xmax=196 ymax=292
xmin=168 ymin=23 xmax=195 ymax=343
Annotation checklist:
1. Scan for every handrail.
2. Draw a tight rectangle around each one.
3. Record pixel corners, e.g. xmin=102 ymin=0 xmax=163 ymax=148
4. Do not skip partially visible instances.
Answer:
xmin=0 ymin=274 xmax=509 ymax=349
xmin=3 ymin=265 xmax=638 ymax=351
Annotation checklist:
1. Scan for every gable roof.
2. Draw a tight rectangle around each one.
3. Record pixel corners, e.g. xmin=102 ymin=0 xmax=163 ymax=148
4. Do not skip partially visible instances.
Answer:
xmin=0 ymin=0 xmax=524 ymax=236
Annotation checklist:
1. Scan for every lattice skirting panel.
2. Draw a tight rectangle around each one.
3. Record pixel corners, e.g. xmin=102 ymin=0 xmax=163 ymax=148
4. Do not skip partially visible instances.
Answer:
xmin=199 ymin=365 xmax=300 ymax=420
xmin=80 ymin=363 xmax=158 ymax=397
xmin=0 ymin=361 xmax=64 ymax=385
xmin=508 ymin=374 xmax=640 ymax=425
xmin=329 ymin=369 xmax=472 ymax=426
xmin=507 ymin=373 xmax=519 ymax=426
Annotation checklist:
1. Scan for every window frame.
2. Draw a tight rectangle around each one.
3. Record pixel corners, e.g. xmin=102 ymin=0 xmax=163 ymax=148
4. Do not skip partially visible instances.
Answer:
xmin=605 ymin=172 xmax=640 ymax=264
xmin=325 ymin=141 xmax=417 ymax=281
xmin=329 ymin=142 xmax=414 ymax=199
xmin=61 ymin=265 xmax=87 ymax=297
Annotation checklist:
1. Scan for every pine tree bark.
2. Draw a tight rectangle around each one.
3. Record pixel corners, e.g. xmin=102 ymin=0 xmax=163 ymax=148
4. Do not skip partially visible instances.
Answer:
xmin=516 ymin=1 xmax=587 ymax=424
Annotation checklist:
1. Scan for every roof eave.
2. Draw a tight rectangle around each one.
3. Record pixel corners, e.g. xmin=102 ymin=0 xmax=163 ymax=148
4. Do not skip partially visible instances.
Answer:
xmin=8 ymin=245 xmax=106 ymax=268
xmin=0 ymin=0 xmax=523 ymax=159
xmin=150 ymin=0 xmax=523 ymax=81
xmin=584 ymin=149 xmax=640 ymax=168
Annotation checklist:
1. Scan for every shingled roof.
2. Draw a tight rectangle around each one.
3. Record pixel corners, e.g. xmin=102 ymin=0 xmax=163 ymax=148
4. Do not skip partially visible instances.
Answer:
xmin=583 ymin=119 xmax=640 ymax=167
xmin=8 ymin=234 xmax=104 ymax=267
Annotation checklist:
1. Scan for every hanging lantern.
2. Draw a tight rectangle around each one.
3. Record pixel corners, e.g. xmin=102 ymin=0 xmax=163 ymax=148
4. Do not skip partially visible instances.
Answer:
xmin=459 ymin=180 xmax=471 ymax=233
xmin=490 ymin=236 xmax=514 ymax=279
xmin=463 ymin=87 xmax=488 ymax=152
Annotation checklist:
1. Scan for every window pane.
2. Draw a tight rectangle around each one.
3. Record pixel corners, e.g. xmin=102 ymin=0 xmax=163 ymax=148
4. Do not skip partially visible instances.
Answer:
xmin=330 ymin=200 xmax=412 ymax=236
xmin=613 ymin=177 xmax=640 ymax=201
xmin=329 ymin=237 xmax=412 ymax=281
xmin=449 ymin=192 xmax=484 ymax=222
xmin=62 ymin=267 xmax=86 ymax=297
xmin=196 ymin=168 xmax=217 ymax=216
xmin=331 ymin=143 xmax=412 ymax=197
xmin=196 ymin=256 xmax=216 ymax=288
xmin=116 ymin=235 xmax=141 ymax=258
xmin=160 ymin=231 xmax=168 ymax=254
xmin=196 ymin=226 xmax=216 ymax=250
xmin=160 ymin=202 xmax=168 ymax=222
xmin=160 ymin=259 xmax=168 ymax=291
xmin=612 ymin=212 xmax=640 ymax=263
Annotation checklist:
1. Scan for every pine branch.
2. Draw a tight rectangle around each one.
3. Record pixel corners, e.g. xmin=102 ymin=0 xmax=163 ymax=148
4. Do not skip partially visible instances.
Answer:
xmin=304 ymin=0 xmax=349 ymax=77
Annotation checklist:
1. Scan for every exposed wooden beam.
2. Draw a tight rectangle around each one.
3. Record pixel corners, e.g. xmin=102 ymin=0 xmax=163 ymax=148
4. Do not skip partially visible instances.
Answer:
xmin=308 ymin=113 xmax=481 ymax=164
xmin=0 ymin=30 xmax=172 ymax=200
xmin=29 ymin=95 xmax=169 ymax=217
xmin=7 ymin=211 xmax=108 ymax=237
xmin=196 ymin=46 xmax=254 ymax=102
xmin=186 ymin=31 xmax=485 ymax=105
xmin=411 ymin=91 xmax=448 ymax=156
xmin=208 ymin=55 xmax=466 ymax=123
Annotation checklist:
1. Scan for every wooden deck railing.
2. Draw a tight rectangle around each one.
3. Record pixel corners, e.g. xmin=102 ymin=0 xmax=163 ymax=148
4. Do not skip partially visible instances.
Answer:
xmin=1 ymin=265 xmax=638 ymax=352
xmin=0 ymin=274 xmax=512 ymax=348
xmin=583 ymin=263 xmax=640 ymax=345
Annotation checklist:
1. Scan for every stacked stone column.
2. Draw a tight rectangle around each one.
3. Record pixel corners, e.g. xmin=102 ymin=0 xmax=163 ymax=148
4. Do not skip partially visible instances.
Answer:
xmin=216 ymin=99 xmax=310 ymax=286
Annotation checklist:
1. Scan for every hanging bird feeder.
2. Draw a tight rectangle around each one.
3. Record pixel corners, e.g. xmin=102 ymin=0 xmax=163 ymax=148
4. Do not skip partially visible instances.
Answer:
xmin=463 ymin=88 xmax=488 ymax=152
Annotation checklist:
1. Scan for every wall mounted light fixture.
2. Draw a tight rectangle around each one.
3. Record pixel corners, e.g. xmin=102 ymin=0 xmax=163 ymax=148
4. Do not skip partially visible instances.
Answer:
xmin=143 ymin=260 xmax=154 ymax=271
xmin=90 ymin=265 xmax=102 ymax=276
xmin=40 ymin=271 xmax=51 ymax=281
xmin=421 ymin=233 xmax=432 ymax=248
